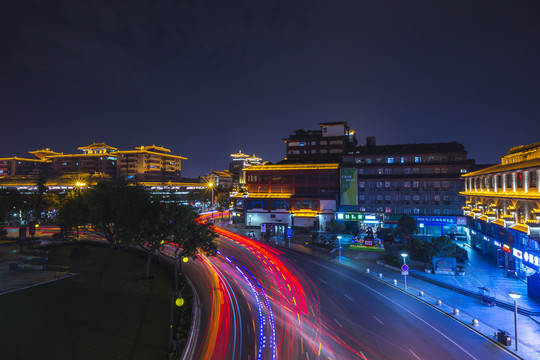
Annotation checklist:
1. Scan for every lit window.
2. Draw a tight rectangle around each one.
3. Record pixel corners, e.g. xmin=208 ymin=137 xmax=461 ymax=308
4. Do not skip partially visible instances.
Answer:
xmin=415 ymin=156 xmax=421 ymax=163
xmin=387 ymin=158 xmax=394 ymax=164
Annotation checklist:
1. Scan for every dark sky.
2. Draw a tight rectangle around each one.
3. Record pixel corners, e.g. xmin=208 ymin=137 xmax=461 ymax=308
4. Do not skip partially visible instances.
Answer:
xmin=1 ymin=1 xmax=539 ymax=178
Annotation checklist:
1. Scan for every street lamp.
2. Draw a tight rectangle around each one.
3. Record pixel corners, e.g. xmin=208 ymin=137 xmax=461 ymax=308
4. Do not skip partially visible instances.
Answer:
xmin=509 ymin=291 xmax=521 ymax=351
xmin=401 ymin=253 xmax=408 ymax=290
xmin=208 ymin=182 xmax=214 ymax=218
xmin=337 ymin=236 xmax=342 ymax=263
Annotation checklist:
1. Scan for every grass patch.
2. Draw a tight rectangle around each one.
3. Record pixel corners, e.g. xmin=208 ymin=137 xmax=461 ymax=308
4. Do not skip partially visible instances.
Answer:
xmin=0 ymin=244 xmax=175 ymax=360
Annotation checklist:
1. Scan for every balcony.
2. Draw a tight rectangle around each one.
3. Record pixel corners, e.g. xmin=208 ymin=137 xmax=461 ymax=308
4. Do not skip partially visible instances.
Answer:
xmin=501 ymin=214 xmax=515 ymax=227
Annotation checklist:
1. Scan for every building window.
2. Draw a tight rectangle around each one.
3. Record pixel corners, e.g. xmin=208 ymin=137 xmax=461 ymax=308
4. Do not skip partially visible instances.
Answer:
xmin=404 ymin=168 xmax=411 ymax=174
xmin=377 ymin=182 xmax=383 ymax=188
xmin=359 ymin=182 xmax=365 ymax=188
xmin=385 ymin=195 xmax=391 ymax=200
xmin=377 ymin=168 xmax=384 ymax=175
xmin=434 ymin=182 xmax=440 ymax=188
xmin=434 ymin=209 xmax=441 ymax=214
xmin=404 ymin=182 xmax=411 ymax=188
xmin=387 ymin=157 xmax=394 ymax=164
xmin=414 ymin=208 xmax=420 ymax=214
xmin=358 ymin=169 xmax=364 ymax=175
xmin=415 ymin=156 xmax=421 ymax=163
xmin=401 ymin=157 xmax=405 ymax=164
xmin=385 ymin=168 xmax=392 ymax=174
xmin=413 ymin=181 xmax=419 ymax=188
xmin=385 ymin=181 xmax=391 ymax=188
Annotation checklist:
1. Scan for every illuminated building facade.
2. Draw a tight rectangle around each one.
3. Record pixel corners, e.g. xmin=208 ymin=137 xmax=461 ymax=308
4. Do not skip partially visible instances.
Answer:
xmin=201 ymin=170 xmax=233 ymax=188
xmin=237 ymin=163 xmax=339 ymax=232
xmin=0 ymin=157 xmax=49 ymax=177
xmin=115 ymin=145 xmax=186 ymax=182
xmin=461 ymin=142 xmax=540 ymax=283
xmin=47 ymin=143 xmax=118 ymax=177
xmin=282 ymin=122 xmax=357 ymax=162
xmin=339 ymin=139 xmax=476 ymax=236
xmin=229 ymin=150 xmax=263 ymax=189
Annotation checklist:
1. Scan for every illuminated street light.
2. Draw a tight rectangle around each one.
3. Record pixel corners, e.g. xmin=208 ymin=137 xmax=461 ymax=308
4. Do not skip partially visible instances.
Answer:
xmin=401 ymin=253 xmax=408 ymax=290
xmin=337 ymin=236 xmax=342 ymax=263
xmin=509 ymin=291 xmax=521 ymax=351
xmin=208 ymin=182 xmax=214 ymax=219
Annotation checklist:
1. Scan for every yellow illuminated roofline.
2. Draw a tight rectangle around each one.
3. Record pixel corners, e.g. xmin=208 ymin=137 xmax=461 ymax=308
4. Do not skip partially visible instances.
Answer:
xmin=232 ymin=193 xmax=293 ymax=199
xmin=77 ymin=142 xmax=118 ymax=151
xmin=45 ymin=153 xmax=118 ymax=158
xmin=135 ymin=145 xmax=171 ymax=153
xmin=231 ymin=150 xmax=249 ymax=158
xmin=115 ymin=150 xmax=187 ymax=160
xmin=245 ymin=163 xmax=339 ymax=171
xmin=0 ymin=157 xmax=49 ymax=163
xmin=461 ymin=191 xmax=540 ymax=200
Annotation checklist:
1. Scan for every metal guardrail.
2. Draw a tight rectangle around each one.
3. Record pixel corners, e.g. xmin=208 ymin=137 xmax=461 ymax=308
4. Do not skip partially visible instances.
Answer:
xmin=409 ymin=271 xmax=540 ymax=316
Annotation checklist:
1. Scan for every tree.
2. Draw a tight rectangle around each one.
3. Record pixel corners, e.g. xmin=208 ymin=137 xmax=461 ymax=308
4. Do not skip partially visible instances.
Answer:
xmin=215 ymin=186 xmax=232 ymax=219
xmin=84 ymin=180 xmax=149 ymax=260
xmin=134 ymin=202 xmax=170 ymax=280
xmin=167 ymin=205 xmax=217 ymax=292
xmin=396 ymin=215 xmax=418 ymax=243
xmin=56 ymin=192 xmax=87 ymax=238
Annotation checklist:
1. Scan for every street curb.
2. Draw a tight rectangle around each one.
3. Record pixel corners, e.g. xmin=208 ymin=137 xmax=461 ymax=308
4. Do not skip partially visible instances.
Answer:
xmin=180 ymin=275 xmax=201 ymax=360
xmin=354 ymin=268 xmax=524 ymax=360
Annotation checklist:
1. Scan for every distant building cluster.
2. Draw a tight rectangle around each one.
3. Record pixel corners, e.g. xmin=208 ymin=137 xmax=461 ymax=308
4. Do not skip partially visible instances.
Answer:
xmin=0 ymin=142 xmax=186 ymax=182
xmin=232 ymin=122 xmax=478 ymax=239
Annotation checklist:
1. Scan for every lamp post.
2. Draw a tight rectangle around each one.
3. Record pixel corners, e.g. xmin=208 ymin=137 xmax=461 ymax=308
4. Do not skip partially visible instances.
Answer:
xmin=208 ymin=182 xmax=214 ymax=219
xmin=509 ymin=291 xmax=521 ymax=351
xmin=337 ymin=236 xmax=342 ymax=263
xmin=401 ymin=253 xmax=408 ymax=290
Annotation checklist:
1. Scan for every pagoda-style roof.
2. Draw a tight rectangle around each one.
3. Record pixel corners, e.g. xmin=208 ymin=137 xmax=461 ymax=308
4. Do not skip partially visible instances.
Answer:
xmin=135 ymin=145 xmax=171 ymax=153
xmin=116 ymin=146 xmax=187 ymax=160
xmin=247 ymin=154 xmax=262 ymax=162
xmin=77 ymin=142 xmax=118 ymax=151
xmin=231 ymin=150 xmax=250 ymax=159
xmin=28 ymin=148 xmax=63 ymax=160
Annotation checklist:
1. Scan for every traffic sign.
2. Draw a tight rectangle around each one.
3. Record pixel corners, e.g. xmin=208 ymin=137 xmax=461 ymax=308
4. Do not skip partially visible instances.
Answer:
xmin=286 ymin=228 xmax=292 ymax=239
xmin=401 ymin=271 xmax=409 ymax=275
xmin=401 ymin=264 xmax=409 ymax=272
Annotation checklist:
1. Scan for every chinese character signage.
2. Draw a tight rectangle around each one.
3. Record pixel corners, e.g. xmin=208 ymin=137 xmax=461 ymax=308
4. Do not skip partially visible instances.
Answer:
xmin=340 ymin=168 xmax=358 ymax=206
xmin=414 ymin=216 xmax=457 ymax=225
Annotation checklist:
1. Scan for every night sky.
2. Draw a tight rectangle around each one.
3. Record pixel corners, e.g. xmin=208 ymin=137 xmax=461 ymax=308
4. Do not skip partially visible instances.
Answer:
xmin=1 ymin=1 xmax=539 ymax=178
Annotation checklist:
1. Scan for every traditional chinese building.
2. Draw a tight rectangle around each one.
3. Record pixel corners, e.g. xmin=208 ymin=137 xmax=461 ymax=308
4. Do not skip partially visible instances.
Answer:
xmin=461 ymin=142 xmax=540 ymax=281
xmin=236 ymin=163 xmax=339 ymax=232
xmin=115 ymin=145 xmax=186 ymax=182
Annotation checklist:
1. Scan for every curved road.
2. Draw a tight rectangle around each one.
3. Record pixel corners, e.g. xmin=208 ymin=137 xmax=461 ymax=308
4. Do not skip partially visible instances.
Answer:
xmin=185 ymin=224 xmax=518 ymax=360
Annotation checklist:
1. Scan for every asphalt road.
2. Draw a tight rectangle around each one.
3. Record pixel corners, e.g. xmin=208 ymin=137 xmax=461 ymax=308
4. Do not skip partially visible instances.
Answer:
xmin=189 ymin=227 xmax=519 ymax=360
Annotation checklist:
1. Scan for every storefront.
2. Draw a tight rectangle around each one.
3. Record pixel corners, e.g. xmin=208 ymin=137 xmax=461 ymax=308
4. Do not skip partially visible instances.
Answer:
xmin=414 ymin=216 xmax=468 ymax=239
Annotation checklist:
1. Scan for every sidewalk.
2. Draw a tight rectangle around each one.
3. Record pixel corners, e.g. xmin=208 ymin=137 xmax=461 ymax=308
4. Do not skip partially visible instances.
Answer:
xmin=226 ymin=225 xmax=540 ymax=360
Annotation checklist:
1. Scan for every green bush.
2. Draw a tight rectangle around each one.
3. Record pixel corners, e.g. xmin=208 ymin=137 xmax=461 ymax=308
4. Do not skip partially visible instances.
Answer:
xmin=379 ymin=252 xmax=402 ymax=267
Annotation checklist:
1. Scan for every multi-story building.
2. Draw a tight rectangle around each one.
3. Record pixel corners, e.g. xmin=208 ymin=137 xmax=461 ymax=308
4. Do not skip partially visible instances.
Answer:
xmin=0 ymin=157 xmax=49 ymax=177
xmin=116 ymin=145 xmax=186 ymax=182
xmin=282 ymin=122 xmax=357 ymax=163
xmin=229 ymin=151 xmax=262 ymax=189
xmin=45 ymin=143 xmax=119 ymax=177
xmin=237 ymin=163 xmax=339 ymax=233
xmin=200 ymin=170 xmax=233 ymax=188
xmin=461 ymin=142 xmax=540 ymax=281
xmin=339 ymin=138 xmax=476 ymax=236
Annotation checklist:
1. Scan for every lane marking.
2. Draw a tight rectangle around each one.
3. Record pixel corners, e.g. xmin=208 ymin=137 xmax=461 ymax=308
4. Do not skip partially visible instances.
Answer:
xmin=334 ymin=318 xmax=343 ymax=328
xmin=344 ymin=294 xmax=354 ymax=301
xmin=319 ymin=278 xmax=327 ymax=284
xmin=409 ymin=349 xmax=421 ymax=360
xmin=373 ymin=316 xmax=384 ymax=325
